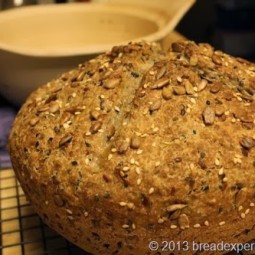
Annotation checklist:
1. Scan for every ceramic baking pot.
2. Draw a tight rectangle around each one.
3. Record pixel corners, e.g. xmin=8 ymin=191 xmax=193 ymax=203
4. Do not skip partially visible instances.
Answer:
xmin=0 ymin=0 xmax=194 ymax=105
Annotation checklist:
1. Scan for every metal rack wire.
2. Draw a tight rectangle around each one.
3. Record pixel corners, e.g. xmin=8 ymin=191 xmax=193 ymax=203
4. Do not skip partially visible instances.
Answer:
xmin=0 ymin=168 xmax=90 ymax=255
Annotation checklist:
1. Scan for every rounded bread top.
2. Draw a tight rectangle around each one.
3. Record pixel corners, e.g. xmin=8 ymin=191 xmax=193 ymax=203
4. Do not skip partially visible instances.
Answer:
xmin=9 ymin=41 xmax=255 ymax=232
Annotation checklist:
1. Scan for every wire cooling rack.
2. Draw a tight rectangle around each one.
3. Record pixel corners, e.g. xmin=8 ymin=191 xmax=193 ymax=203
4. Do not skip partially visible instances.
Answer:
xmin=0 ymin=168 xmax=90 ymax=255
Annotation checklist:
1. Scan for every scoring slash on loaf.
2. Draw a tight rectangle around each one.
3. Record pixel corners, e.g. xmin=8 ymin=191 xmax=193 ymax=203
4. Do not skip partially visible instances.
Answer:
xmin=9 ymin=41 xmax=255 ymax=255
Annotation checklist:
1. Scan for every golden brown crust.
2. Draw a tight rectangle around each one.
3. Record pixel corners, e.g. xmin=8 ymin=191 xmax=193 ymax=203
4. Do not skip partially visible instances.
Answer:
xmin=9 ymin=41 xmax=255 ymax=255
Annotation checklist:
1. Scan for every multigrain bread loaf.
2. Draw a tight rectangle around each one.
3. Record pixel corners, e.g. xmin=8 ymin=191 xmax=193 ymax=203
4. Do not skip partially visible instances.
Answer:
xmin=9 ymin=41 xmax=255 ymax=255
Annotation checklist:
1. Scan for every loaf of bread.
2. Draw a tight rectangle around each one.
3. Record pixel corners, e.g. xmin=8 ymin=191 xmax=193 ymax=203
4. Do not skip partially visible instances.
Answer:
xmin=9 ymin=41 xmax=255 ymax=255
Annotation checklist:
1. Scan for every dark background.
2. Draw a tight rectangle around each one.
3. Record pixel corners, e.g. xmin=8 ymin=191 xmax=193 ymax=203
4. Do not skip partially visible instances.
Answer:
xmin=177 ymin=0 xmax=255 ymax=60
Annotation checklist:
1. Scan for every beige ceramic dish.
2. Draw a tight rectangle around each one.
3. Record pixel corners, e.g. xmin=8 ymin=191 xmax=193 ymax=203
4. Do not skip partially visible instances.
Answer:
xmin=0 ymin=0 xmax=194 ymax=105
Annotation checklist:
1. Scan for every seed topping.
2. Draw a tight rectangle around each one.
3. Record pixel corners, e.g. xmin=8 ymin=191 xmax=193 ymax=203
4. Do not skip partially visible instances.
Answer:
xmin=219 ymin=221 xmax=225 ymax=226
xmin=149 ymin=100 xmax=161 ymax=112
xmin=162 ymin=86 xmax=173 ymax=100
xmin=170 ymin=224 xmax=178 ymax=229
xmin=53 ymin=194 xmax=64 ymax=207
xmin=130 ymin=136 xmax=141 ymax=149
xmin=198 ymin=79 xmax=208 ymax=92
xmin=156 ymin=66 xmax=167 ymax=79
xmin=37 ymin=105 xmax=49 ymax=113
xmin=151 ymin=78 xmax=169 ymax=89
xmin=103 ymin=78 xmax=120 ymax=89
xmin=215 ymin=106 xmax=225 ymax=116
xmin=204 ymin=221 xmax=209 ymax=226
xmin=117 ymin=141 xmax=129 ymax=154
xmin=49 ymin=102 xmax=60 ymax=114
xmin=240 ymin=136 xmax=255 ymax=149
xmin=203 ymin=106 xmax=215 ymax=125
xmin=29 ymin=118 xmax=39 ymax=127
xmin=210 ymin=82 xmax=222 ymax=94
xmin=167 ymin=204 xmax=187 ymax=212
xmin=184 ymin=80 xmax=194 ymax=95
xmin=59 ymin=134 xmax=73 ymax=147
xmin=90 ymin=110 xmax=100 ymax=120
xmin=173 ymin=86 xmax=186 ymax=95
xmin=119 ymin=202 xmax=127 ymax=207
xmin=149 ymin=187 xmax=155 ymax=194
xmin=178 ymin=214 xmax=190 ymax=229
xmin=90 ymin=121 xmax=102 ymax=134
